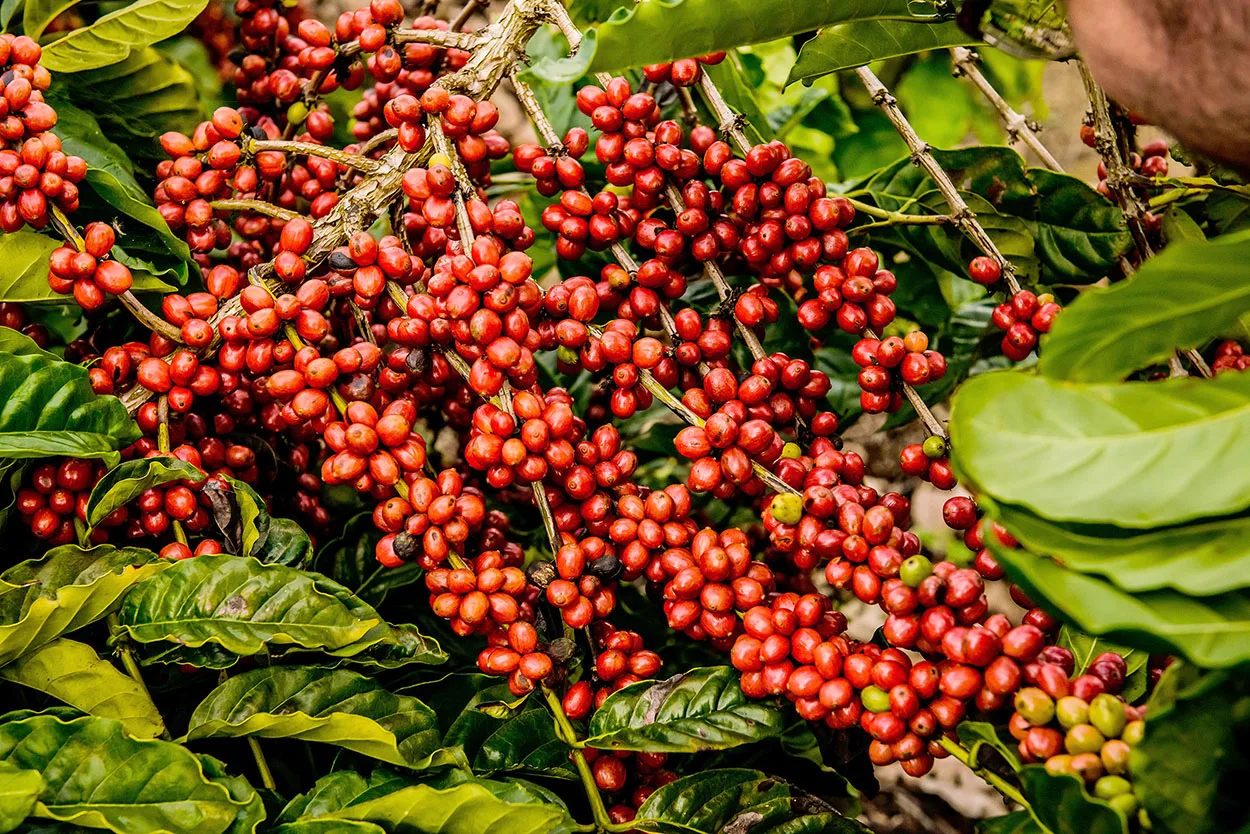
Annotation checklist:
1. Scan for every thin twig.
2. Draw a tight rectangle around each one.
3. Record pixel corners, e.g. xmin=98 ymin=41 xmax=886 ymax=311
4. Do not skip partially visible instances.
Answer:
xmin=247 ymin=138 xmax=381 ymax=173
xmin=209 ymin=199 xmax=300 ymax=221
xmin=856 ymin=66 xmax=1023 ymax=295
xmin=449 ymin=0 xmax=484 ymax=31
xmin=106 ymin=612 xmax=171 ymax=740
xmin=951 ymin=48 xmax=1063 ymax=172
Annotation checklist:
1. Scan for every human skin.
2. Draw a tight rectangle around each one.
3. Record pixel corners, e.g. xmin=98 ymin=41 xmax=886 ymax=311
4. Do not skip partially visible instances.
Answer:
xmin=1067 ymin=0 xmax=1250 ymax=168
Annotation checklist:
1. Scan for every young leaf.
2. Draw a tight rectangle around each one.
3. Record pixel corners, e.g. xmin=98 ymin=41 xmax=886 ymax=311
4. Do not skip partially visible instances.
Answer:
xmin=1040 ymin=231 xmax=1250 ymax=382
xmin=186 ymin=666 xmax=440 ymax=768
xmin=789 ymin=7 xmax=977 ymax=83
xmin=85 ymin=455 xmax=204 ymax=528
xmin=0 ymin=544 xmax=162 ymax=667
xmin=1132 ymin=664 xmax=1250 ymax=834
xmin=0 ymin=713 xmax=262 ymax=834
xmin=950 ymin=371 xmax=1250 ymax=527
xmin=986 ymin=535 xmax=1250 ymax=668
xmin=0 ymin=761 xmax=43 ymax=834
xmin=116 ymin=554 xmax=390 ymax=660
xmin=991 ymin=500 xmax=1250 ymax=597
xmin=585 ymin=666 xmax=787 ymax=752
xmin=40 ymin=0 xmax=213 ymax=73
xmin=0 ymin=349 xmax=139 ymax=465
xmin=0 ymin=638 xmax=165 ymax=739
xmin=634 ymin=768 xmax=867 ymax=834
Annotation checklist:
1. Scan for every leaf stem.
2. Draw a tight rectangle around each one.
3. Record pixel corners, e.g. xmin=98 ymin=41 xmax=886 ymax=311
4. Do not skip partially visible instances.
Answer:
xmin=156 ymin=396 xmax=189 ymax=546
xmin=544 ymin=686 xmax=622 ymax=833
xmin=248 ymin=737 xmax=277 ymax=791
xmin=107 ymin=613 xmax=172 ymax=740
xmin=938 ymin=735 xmax=1029 ymax=810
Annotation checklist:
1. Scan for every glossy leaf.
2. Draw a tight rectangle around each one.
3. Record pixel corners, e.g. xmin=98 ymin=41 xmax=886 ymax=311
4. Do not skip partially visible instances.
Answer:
xmin=0 ymin=713 xmax=262 ymax=834
xmin=634 ymin=768 xmax=866 ymax=834
xmin=1041 ymin=231 xmax=1250 ymax=382
xmin=186 ymin=666 xmax=439 ymax=768
xmin=116 ymin=554 xmax=389 ymax=660
xmin=987 ymin=536 xmax=1250 ymax=668
xmin=585 ymin=666 xmax=787 ymax=752
xmin=254 ymin=517 xmax=314 ymax=567
xmin=314 ymin=512 xmax=422 ymax=605
xmin=0 ymin=233 xmax=62 ymax=304
xmin=0 ymin=544 xmax=162 ymax=667
xmin=85 ymin=455 xmax=204 ymax=528
xmin=516 ymin=28 xmax=596 ymax=86
xmin=1132 ymin=664 xmax=1250 ymax=834
xmin=950 ymin=371 xmax=1250 ymax=527
xmin=991 ymin=500 xmax=1250 ymax=596
xmin=41 ymin=0 xmax=212 ymax=73
xmin=0 ymin=349 xmax=139 ymax=464
xmin=22 ymin=0 xmax=76 ymax=38
xmin=0 ymin=761 xmax=42 ymax=834
xmin=789 ymin=5 xmax=977 ymax=83
xmin=318 ymin=778 xmax=567 ymax=834
xmin=978 ymin=812 xmax=1042 ymax=834
xmin=441 ymin=685 xmax=572 ymax=779
xmin=342 ymin=622 xmax=447 ymax=670
xmin=1018 ymin=766 xmax=1127 ymax=834
xmin=589 ymin=0 xmax=943 ymax=72
xmin=702 ymin=55 xmax=772 ymax=145
xmin=0 ymin=638 xmax=165 ymax=739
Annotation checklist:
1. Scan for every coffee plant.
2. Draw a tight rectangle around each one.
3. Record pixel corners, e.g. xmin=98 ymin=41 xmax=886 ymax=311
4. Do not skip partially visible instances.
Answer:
xmin=0 ymin=0 xmax=1246 ymax=832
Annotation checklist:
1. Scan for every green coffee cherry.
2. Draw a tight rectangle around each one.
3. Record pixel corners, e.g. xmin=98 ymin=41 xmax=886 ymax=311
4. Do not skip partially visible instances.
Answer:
xmin=1065 ymin=723 xmax=1107 ymax=755
xmin=899 ymin=555 xmax=933 ymax=588
xmin=1014 ymin=687 xmax=1055 ymax=726
xmin=780 ymin=442 xmax=802 ymax=459
xmin=1090 ymin=694 xmax=1127 ymax=738
xmin=557 ymin=345 xmax=579 ymax=366
xmin=286 ymin=101 xmax=309 ymax=125
xmin=1094 ymin=775 xmax=1132 ymax=799
xmin=922 ymin=435 xmax=946 ymax=458
xmin=1137 ymin=808 xmax=1152 ymax=830
xmin=1122 ymin=719 xmax=1145 ymax=747
xmin=770 ymin=493 xmax=803 ymax=525
xmin=1109 ymin=793 xmax=1140 ymax=817
xmin=1055 ymin=696 xmax=1090 ymax=730
xmin=1100 ymin=739 xmax=1131 ymax=775
xmin=861 ymin=685 xmax=891 ymax=713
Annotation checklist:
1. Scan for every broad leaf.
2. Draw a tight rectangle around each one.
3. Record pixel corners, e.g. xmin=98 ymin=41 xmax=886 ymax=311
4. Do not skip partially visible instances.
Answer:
xmin=588 ymin=0 xmax=943 ymax=72
xmin=41 ymin=0 xmax=212 ymax=73
xmin=1132 ymin=664 xmax=1250 ymax=834
xmin=1018 ymin=767 xmax=1127 ymax=834
xmin=342 ymin=622 xmax=447 ymax=670
xmin=950 ymin=371 xmax=1250 ymax=527
xmin=987 ymin=536 xmax=1250 ymax=668
xmin=22 ymin=0 xmax=76 ymax=39
xmin=585 ymin=666 xmax=787 ymax=752
xmin=0 ymin=638 xmax=165 ymax=739
xmin=85 ymin=455 xmax=204 ymax=528
xmin=441 ymin=685 xmax=572 ymax=779
xmin=634 ymin=768 xmax=867 ymax=834
xmin=315 ymin=512 xmax=422 ymax=605
xmin=116 ymin=554 xmax=390 ymax=661
xmin=789 ymin=5 xmax=977 ymax=83
xmin=1040 ymin=231 xmax=1250 ymax=382
xmin=255 ymin=517 xmax=314 ymax=567
xmin=0 ymin=713 xmax=262 ymax=834
xmin=0 ymin=233 xmax=60 ymax=304
xmin=0 ymin=761 xmax=42 ymax=834
xmin=978 ymin=812 xmax=1042 ymax=834
xmin=515 ymin=28 xmax=596 ymax=86
xmin=0 ymin=348 xmax=138 ymax=465
xmin=992 ymin=500 xmax=1250 ymax=597
xmin=186 ymin=666 xmax=440 ymax=768
xmin=0 ymin=544 xmax=162 ymax=667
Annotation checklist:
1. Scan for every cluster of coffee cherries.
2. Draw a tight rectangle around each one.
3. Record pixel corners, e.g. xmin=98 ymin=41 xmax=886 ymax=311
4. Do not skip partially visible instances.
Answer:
xmin=899 ymin=435 xmax=958 ymax=491
xmin=1213 ymin=340 xmax=1250 ymax=374
xmin=992 ymin=289 xmax=1062 ymax=362
xmin=47 ymin=224 xmax=133 ymax=310
xmin=852 ymin=331 xmax=947 ymax=414
xmin=1012 ymin=652 xmax=1145 ymax=821
xmin=641 ymin=52 xmax=726 ymax=87
xmin=15 ymin=458 xmax=106 ymax=545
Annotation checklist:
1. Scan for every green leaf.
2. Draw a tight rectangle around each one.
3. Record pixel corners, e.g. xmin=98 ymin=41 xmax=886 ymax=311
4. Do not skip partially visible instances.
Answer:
xmin=1017 ymin=766 xmax=1127 ymax=834
xmin=957 ymin=720 xmax=1022 ymax=772
xmin=0 ymin=347 xmax=138 ymax=465
xmin=317 ymin=778 xmax=567 ymax=834
xmin=1039 ymin=231 xmax=1250 ymax=382
xmin=986 ymin=535 xmax=1250 ymax=668
xmin=254 ymin=517 xmax=313 ymax=567
xmin=0 ymin=327 xmax=54 ymax=359
xmin=0 ymin=638 xmax=165 ymax=739
xmin=634 ymin=769 xmax=867 ymax=834
xmin=789 ymin=8 xmax=977 ymax=83
xmin=0 ymin=232 xmax=60 ymax=304
xmin=0 ymin=544 xmax=162 ymax=667
xmin=41 ymin=0 xmax=212 ymax=73
xmin=950 ymin=371 xmax=1250 ymax=527
xmin=85 ymin=455 xmax=204 ymax=528
xmin=703 ymin=55 xmax=773 ymax=144
xmin=978 ymin=811 xmax=1042 ymax=834
xmin=0 ymin=762 xmax=42 ymax=834
xmin=589 ymin=0 xmax=945 ymax=72
xmin=1131 ymin=664 xmax=1250 ymax=834
xmin=441 ymin=686 xmax=572 ymax=779
xmin=342 ymin=622 xmax=447 ymax=670
xmin=991 ymin=500 xmax=1250 ymax=597
xmin=116 ymin=554 xmax=390 ymax=661
xmin=231 ymin=478 xmax=269 ymax=558
xmin=186 ymin=666 xmax=440 ymax=768
xmin=585 ymin=666 xmax=787 ymax=752
xmin=1054 ymin=625 xmax=1148 ymax=702
xmin=515 ymin=28 xmax=596 ymax=86
xmin=1161 ymin=206 xmax=1206 ymax=246
xmin=22 ymin=0 xmax=76 ymax=39
xmin=0 ymin=713 xmax=262 ymax=834
xmin=314 ymin=512 xmax=421 ymax=605
xmin=0 ymin=0 xmax=23 ymax=31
